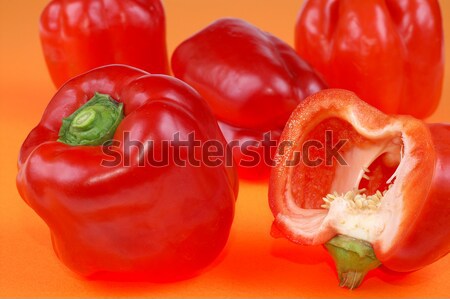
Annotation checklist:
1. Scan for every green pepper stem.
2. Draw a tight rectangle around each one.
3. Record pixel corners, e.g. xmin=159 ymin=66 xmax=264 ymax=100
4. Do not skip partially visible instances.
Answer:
xmin=58 ymin=93 xmax=124 ymax=146
xmin=324 ymin=235 xmax=381 ymax=289
xmin=72 ymin=108 xmax=97 ymax=129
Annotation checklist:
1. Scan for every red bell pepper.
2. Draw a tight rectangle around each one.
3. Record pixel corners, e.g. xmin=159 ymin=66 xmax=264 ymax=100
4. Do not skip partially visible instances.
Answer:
xmin=269 ymin=89 xmax=450 ymax=288
xmin=172 ymin=18 xmax=327 ymax=180
xmin=295 ymin=0 xmax=444 ymax=118
xmin=17 ymin=65 xmax=238 ymax=281
xmin=40 ymin=0 xmax=169 ymax=88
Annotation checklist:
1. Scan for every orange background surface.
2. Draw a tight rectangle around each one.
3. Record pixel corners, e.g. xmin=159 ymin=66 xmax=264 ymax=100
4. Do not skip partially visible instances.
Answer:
xmin=1 ymin=0 xmax=449 ymax=297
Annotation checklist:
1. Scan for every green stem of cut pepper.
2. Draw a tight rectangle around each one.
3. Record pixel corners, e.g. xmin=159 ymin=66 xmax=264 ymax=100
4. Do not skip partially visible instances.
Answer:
xmin=325 ymin=235 xmax=381 ymax=289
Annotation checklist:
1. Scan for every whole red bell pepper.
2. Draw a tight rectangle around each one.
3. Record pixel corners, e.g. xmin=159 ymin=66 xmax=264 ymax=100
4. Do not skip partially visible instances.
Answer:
xmin=269 ymin=89 xmax=450 ymax=289
xmin=172 ymin=18 xmax=327 ymax=180
xmin=295 ymin=0 xmax=444 ymax=118
xmin=17 ymin=65 xmax=238 ymax=281
xmin=40 ymin=0 xmax=169 ymax=88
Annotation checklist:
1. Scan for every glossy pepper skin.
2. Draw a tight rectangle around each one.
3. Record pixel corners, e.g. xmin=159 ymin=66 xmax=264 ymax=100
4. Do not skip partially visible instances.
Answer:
xmin=17 ymin=65 xmax=238 ymax=281
xmin=40 ymin=0 xmax=169 ymax=88
xmin=295 ymin=0 xmax=444 ymax=118
xmin=172 ymin=18 xmax=327 ymax=180
xmin=269 ymin=89 xmax=449 ymax=288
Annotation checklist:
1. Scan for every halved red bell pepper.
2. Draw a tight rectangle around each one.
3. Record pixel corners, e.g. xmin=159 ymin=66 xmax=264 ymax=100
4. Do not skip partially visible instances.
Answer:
xmin=17 ymin=65 xmax=238 ymax=281
xmin=40 ymin=0 xmax=169 ymax=88
xmin=172 ymin=18 xmax=327 ymax=180
xmin=269 ymin=89 xmax=450 ymax=288
xmin=295 ymin=0 xmax=444 ymax=118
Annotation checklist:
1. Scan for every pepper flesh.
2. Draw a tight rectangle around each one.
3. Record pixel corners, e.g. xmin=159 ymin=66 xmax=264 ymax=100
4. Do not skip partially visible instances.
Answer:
xmin=17 ymin=65 xmax=238 ymax=281
xmin=269 ymin=89 xmax=450 ymax=287
xmin=172 ymin=18 xmax=327 ymax=180
xmin=40 ymin=0 xmax=169 ymax=87
xmin=295 ymin=0 xmax=444 ymax=118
